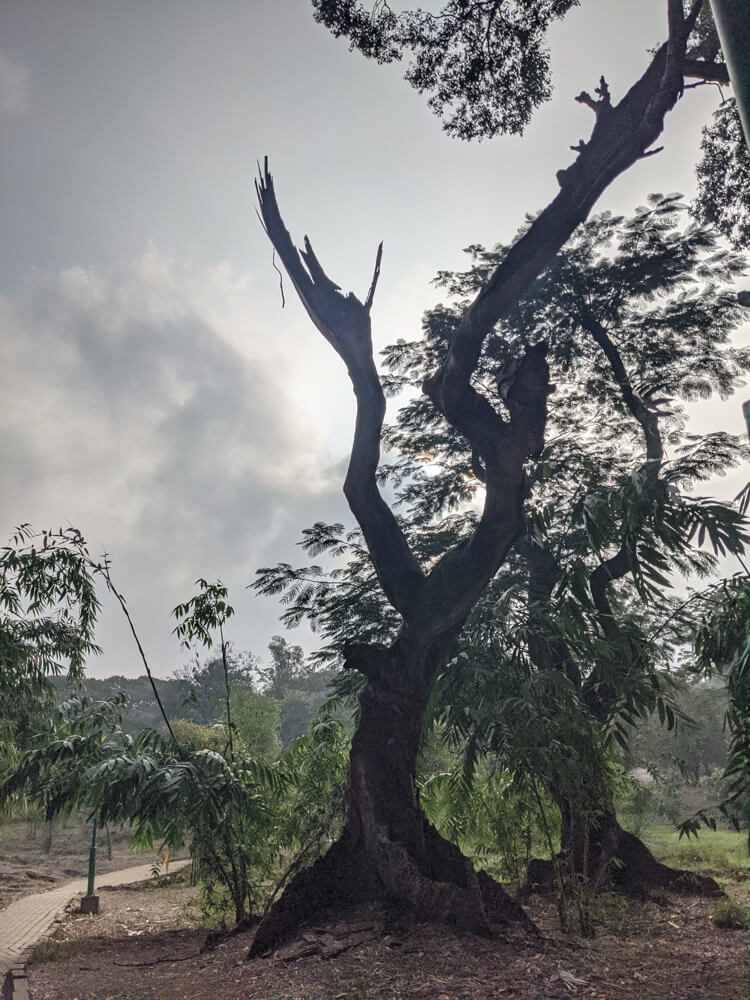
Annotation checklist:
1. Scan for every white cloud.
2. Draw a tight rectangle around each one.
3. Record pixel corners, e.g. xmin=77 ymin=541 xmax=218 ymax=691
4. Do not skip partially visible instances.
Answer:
xmin=0 ymin=252 xmax=353 ymax=676
xmin=0 ymin=52 xmax=29 ymax=114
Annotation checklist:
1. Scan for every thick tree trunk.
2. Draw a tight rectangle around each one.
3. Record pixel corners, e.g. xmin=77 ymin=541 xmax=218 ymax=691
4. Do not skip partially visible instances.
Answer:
xmin=522 ymin=802 xmax=722 ymax=900
xmin=249 ymin=653 xmax=534 ymax=957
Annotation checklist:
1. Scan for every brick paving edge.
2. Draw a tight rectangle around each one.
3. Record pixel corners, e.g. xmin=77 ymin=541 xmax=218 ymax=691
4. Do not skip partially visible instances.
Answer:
xmin=2 ymin=893 xmax=80 ymax=1000
xmin=2 ymin=962 xmax=29 ymax=1000
xmin=1 ymin=860 xmax=192 ymax=998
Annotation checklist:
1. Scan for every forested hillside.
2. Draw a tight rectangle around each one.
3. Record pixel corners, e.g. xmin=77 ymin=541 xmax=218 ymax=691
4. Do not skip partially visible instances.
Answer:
xmin=52 ymin=644 xmax=339 ymax=746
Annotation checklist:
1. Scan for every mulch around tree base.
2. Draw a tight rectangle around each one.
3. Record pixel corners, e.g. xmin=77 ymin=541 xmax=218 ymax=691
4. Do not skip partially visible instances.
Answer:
xmin=27 ymin=885 xmax=747 ymax=1000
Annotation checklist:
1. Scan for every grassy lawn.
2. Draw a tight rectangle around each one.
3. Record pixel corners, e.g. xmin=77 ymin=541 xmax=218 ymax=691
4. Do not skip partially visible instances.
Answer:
xmin=643 ymin=824 xmax=748 ymax=876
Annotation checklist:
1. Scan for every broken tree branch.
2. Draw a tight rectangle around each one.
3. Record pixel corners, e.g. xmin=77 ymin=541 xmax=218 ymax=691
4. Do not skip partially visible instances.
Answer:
xmin=255 ymin=159 xmax=426 ymax=620
xmin=364 ymin=242 xmax=383 ymax=313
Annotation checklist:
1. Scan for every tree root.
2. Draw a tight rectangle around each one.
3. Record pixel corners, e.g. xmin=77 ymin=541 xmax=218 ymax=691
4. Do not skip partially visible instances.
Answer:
xmin=519 ymin=826 xmax=723 ymax=902
xmin=614 ymin=829 xmax=722 ymax=898
xmin=248 ymin=835 xmax=367 ymax=957
xmin=248 ymin=822 xmax=535 ymax=958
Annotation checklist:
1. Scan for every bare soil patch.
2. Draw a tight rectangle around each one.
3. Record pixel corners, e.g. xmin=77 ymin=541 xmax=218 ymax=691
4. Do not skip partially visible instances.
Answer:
xmin=25 ymin=874 xmax=747 ymax=1000
xmin=0 ymin=818 xmax=163 ymax=910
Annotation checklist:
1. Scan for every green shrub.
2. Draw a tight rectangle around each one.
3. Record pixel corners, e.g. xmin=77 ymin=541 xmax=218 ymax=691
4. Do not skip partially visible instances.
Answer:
xmin=419 ymin=765 xmax=558 ymax=884
xmin=710 ymin=896 xmax=747 ymax=930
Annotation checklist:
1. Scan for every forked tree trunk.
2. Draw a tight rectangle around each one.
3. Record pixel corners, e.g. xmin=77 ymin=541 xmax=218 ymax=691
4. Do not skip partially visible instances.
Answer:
xmin=249 ymin=648 xmax=534 ymax=956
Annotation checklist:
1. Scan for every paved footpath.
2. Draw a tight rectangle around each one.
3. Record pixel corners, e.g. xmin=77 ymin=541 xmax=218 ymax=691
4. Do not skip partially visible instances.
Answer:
xmin=0 ymin=859 xmax=191 ymax=979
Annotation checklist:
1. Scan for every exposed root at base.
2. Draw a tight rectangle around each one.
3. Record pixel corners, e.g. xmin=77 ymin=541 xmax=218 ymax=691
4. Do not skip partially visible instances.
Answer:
xmin=247 ymin=828 xmax=536 ymax=958
xmin=520 ymin=828 xmax=723 ymax=903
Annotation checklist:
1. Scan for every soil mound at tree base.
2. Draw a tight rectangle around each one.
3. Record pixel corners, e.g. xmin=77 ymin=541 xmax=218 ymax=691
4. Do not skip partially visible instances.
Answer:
xmin=520 ymin=826 xmax=724 ymax=904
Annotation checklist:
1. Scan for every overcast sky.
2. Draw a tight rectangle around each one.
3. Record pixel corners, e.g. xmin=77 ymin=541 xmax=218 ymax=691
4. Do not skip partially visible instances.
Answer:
xmin=1 ymin=0 xmax=747 ymax=679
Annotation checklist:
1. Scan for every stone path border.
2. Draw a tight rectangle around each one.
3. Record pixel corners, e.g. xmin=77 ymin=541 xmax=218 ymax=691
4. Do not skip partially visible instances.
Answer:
xmin=0 ymin=859 xmax=191 ymax=996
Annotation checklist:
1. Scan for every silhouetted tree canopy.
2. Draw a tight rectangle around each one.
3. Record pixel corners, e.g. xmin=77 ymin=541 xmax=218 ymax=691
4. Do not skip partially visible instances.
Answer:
xmin=312 ymin=0 xmax=580 ymax=139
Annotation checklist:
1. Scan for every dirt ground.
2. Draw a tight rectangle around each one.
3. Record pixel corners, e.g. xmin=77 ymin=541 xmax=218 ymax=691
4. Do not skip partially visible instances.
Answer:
xmin=0 ymin=818 xmax=164 ymax=910
xmin=24 ymin=872 xmax=748 ymax=1000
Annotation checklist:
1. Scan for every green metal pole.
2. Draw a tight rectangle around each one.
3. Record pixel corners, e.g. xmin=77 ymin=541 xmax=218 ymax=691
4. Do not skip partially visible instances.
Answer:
xmin=87 ymin=817 xmax=97 ymax=897
xmin=709 ymin=0 xmax=750 ymax=148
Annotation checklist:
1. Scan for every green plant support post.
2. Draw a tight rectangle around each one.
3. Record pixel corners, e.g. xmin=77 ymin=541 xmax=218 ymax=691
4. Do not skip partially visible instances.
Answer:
xmin=79 ymin=818 xmax=99 ymax=914
xmin=709 ymin=0 xmax=750 ymax=148
xmin=87 ymin=817 xmax=97 ymax=897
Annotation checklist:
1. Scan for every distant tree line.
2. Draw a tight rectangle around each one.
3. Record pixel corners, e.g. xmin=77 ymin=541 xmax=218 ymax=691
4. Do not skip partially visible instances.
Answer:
xmin=52 ymin=637 xmax=340 ymax=748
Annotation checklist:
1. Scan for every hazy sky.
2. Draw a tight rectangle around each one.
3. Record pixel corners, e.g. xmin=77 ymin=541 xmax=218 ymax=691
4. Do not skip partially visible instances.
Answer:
xmin=1 ymin=1 xmax=747 ymax=679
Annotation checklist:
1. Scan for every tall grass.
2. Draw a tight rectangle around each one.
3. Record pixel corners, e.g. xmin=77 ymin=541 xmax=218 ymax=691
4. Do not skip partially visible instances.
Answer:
xmin=643 ymin=825 xmax=748 ymax=876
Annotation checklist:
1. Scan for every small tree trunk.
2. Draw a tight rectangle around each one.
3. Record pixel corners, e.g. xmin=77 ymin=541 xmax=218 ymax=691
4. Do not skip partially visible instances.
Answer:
xmin=591 ymin=812 xmax=722 ymax=898
xmin=524 ymin=800 xmax=722 ymax=900
xmin=249 ymin=650 xmax=533 ymax=956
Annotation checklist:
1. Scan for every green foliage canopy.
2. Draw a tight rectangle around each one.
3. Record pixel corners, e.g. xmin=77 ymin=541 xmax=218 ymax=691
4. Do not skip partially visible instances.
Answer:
xmin=227 ymin=687 xmax=282 ymax=761
xmin=0 ymin=526 xmax=101 ymax=751
xmin=693 ymin=574 xmax=750 ymax=827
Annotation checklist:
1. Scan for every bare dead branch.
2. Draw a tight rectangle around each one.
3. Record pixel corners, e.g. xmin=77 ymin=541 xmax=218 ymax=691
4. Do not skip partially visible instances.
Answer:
xmin=255 ymin=159 xmax=425 ymax=619
xmin=300 ymin=236 xmax=342 ymax=293
xmin=575 ymin=77 xmax=611 ymax=117
xmin=638 ymin=145 xmax=664 ymax=159
xmin=255 ymin=159 xmax=316 ymax=315
xmin=364 ymin=242 xmax=383 ymax=313
xmin=424 ymin=9 xmax=696 ymax=429
xmin=575 ymin=90 xmax=600 ymax=114
xmin=595 ymin=76 xmax=611 ymax=105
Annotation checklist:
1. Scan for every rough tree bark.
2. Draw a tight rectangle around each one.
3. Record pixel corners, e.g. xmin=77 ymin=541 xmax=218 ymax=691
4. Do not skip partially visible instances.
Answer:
xmin=249 ymin=0 xmax=724 ymax=955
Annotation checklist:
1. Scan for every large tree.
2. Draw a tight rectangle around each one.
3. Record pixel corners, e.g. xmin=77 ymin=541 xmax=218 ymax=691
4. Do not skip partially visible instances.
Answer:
xmin=259 ymin=198 xmax=747 ymax=908
xmin=248 ymin=1 xmax=733 ymax=953
xmin=400 ymin=199 xmax=748 ymax=900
